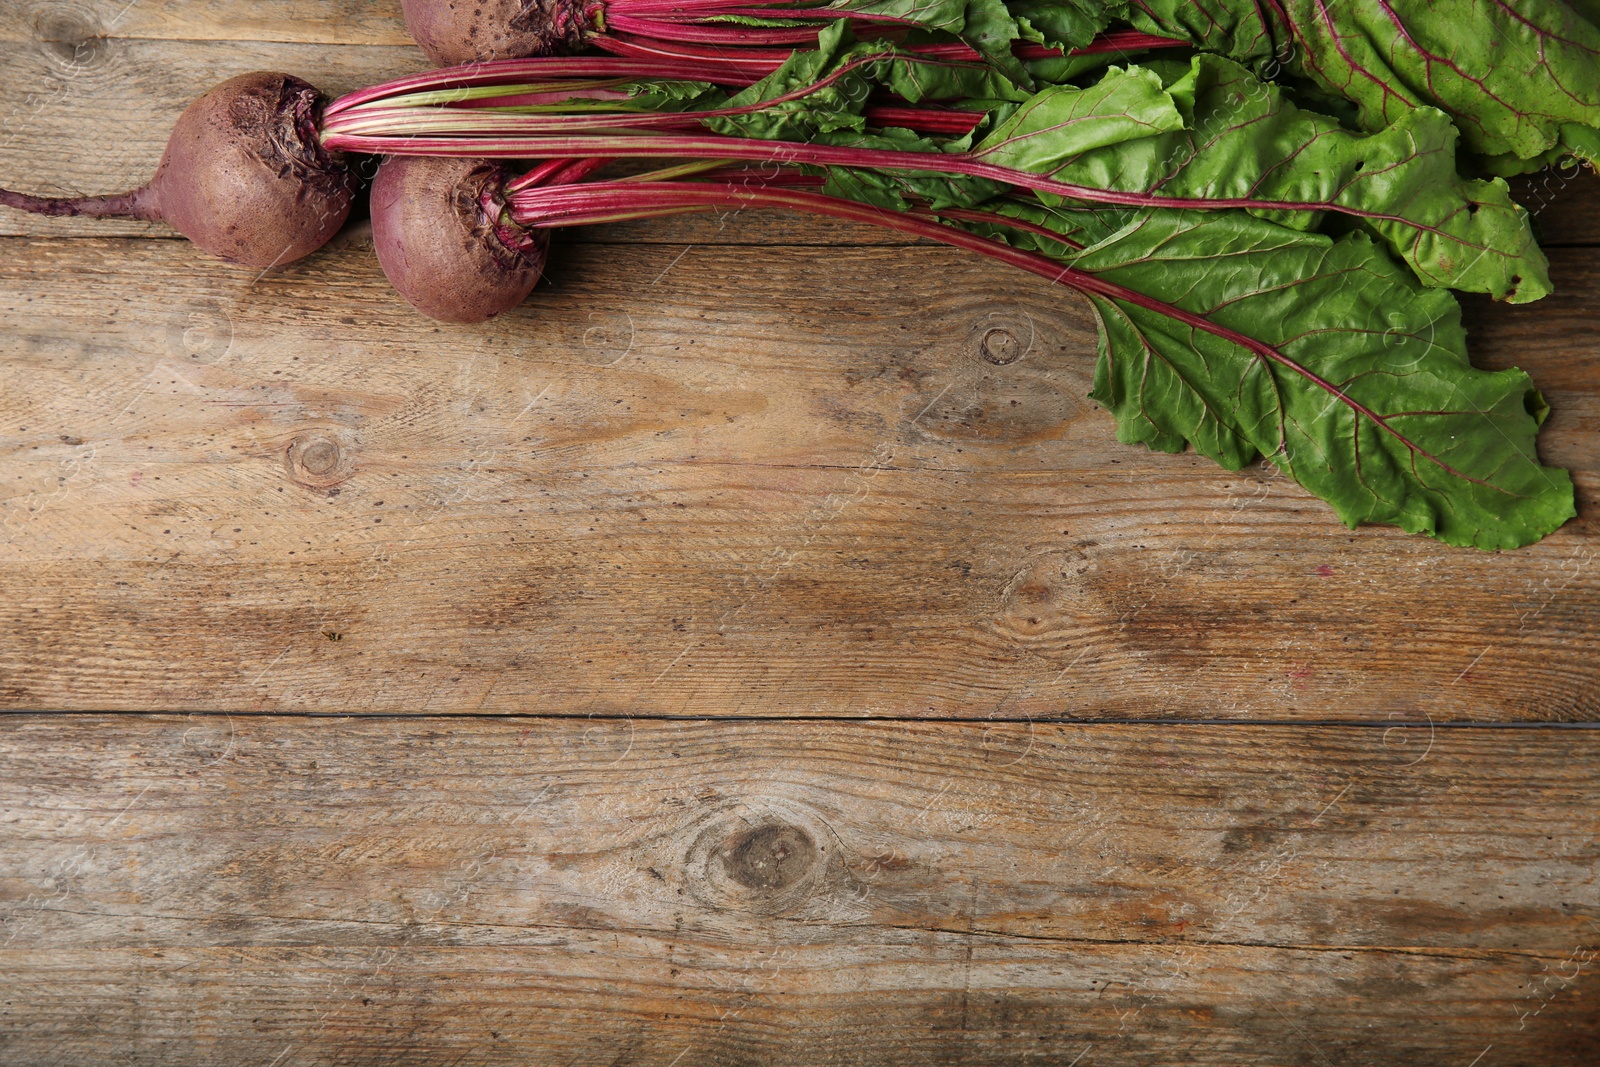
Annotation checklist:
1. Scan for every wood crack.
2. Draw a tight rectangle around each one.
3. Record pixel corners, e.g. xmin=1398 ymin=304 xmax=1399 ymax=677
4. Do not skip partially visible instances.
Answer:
xmin=19 ymin=907 xmax=1589 ymax=966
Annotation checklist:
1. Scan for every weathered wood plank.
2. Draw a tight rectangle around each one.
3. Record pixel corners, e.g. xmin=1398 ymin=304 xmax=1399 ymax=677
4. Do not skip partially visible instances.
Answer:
xmin=1 ymin=235 xmax=1596 ymax=717
xmin=0 ymin=0 xmax=414 ymax=46
xmin=1511 ymin=166 xmax=1600 ymax=247
xmin=1 ymin=716 xmax=1595 ymax=1065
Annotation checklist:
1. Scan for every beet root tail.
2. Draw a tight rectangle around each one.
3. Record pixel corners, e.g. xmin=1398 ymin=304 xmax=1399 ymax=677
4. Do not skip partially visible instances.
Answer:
xmin=0 ymin=186 xmax=157 ymax=221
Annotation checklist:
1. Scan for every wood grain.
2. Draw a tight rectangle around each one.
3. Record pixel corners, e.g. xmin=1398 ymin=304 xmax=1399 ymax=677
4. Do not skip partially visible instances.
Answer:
xmin=1 ymin=230 xmax=1597 ymax=717
xmin=0 ymin=0 xmax=414 ymax=47
xmin=1 ymin=714 xmax=1596 ymax=1065
xmin=1511 ymin=166 xmax=1600 ymax=247
xmin=3 ymin=2 xmax=1599 ymax=1063
xmin=0 ymin=225 xmax=1593 ymax=716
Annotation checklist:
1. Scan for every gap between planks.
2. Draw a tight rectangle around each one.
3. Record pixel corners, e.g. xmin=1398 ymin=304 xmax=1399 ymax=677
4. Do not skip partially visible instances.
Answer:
xmin=7 ymin=711 xmax=1600 ymax=727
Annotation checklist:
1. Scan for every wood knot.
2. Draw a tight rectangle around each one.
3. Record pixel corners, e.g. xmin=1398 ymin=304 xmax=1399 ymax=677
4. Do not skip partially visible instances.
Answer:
xmin=35 ymin=7 xmax=110 ymax=69
xmin=978 ymin=326 xmax=1024 ymax=366
xmin=720 ymin=823 xmax=817 ymax=892
xmin=991 ymin=549 xmax=1103 ymax=651
xmin=681 ymin=806 xmax=832 ymax=915
xmin=904 ymin=306 xmax=1086 ymax=444
xmin=285 ymin=432 xmax=353 ymax=490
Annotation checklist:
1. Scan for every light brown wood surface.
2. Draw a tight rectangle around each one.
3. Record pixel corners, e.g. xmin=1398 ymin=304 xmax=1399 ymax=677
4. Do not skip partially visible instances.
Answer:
xmin=1 ymin=18 xmax=1597 ymax=717
xmin=2 ymin=715 xmax=1598 ymax=1066
xmin=1 ymin=2 xmax=1598 ymax=1063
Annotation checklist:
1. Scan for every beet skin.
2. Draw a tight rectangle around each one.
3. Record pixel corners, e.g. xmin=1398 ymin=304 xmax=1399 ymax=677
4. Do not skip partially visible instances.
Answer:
xmin=0 ymin=72 xmax=354 ymax=269
xmin=401 ymin=0 xmax=593 ymax=65
xmin=370 ymin=156 xmax=549 ymax=323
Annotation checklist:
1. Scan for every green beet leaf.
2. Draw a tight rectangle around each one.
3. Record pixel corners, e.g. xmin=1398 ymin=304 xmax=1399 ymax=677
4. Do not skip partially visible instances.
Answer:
xmin=971 ymin=56 xmax=1551 ymax=302
xmin=1064 ymin=209 xmax=1573 ymax=548
xmin=706 ymin=22 xmax=875 ymax=139
xmin=831 ymin=0 xmax=1034 ymax=84
xmin=1007 ymin=0 xmax=1111 ymax=50
xmin=713 ymin=41 xmax=1553 ymax=301
xmin=1119 ymin=0 xmax=1600 ymax=168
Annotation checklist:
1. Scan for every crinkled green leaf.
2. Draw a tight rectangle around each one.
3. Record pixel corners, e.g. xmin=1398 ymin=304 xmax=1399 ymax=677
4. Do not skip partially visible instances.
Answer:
xmin=1065 ymin=209 xmax=1573 ymax=548
xmin=706 ymin=21 xmax=874 ymax=138
xmin=870 ymin=49 xmax=1033 ymax=104
xmin=806 ymin=187 xmax=1573 ymax=545
xmin=828 ymin=0 xmax=968 ymax=36
xmin=1020 ymin=48 xmax=1125 ymax=86
xmin=971 ymin=56 xmax=1551 ymax=302
xmin=1121 ymin=0 xmax=1600 ymax=167
xmin=816 ymin=128 xmax=1011 ymax=208
xmin=959 ymin=0 xmax=1034 ymax=85
xmin=1007 ymin=0 xmax=1110 ymax=49
xmin=830 ymin=0 xmax=1033 ymax=84
xmin=970 ymin=64 xmax=1188 ymax=165
xmin=625 ymin=80 xmax=730 ymax=112
xmin=705 ymin=21 xmax=1027 ymax=145
xmin=696 ymin=37 xmax=1549 ymax=300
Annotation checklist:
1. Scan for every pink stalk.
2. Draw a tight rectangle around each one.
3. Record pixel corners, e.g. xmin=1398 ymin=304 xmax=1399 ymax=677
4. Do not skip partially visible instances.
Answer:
xmin=1073 ymin=30 xmax=1192 ymax=54
xmin=325 ymin=57 xmax=762 ymax=116
xmin=861 ymin=105 xmax=982 ymax=135
xmin=601 ymin=14 xmax=832 ymax=45
xmin=450 ymin=87 xmax=641 ymax=109
xmin=322 ymin=50 xmax=963 ymax=140
xmin=333 ymin=29 xmax=1191 ymax=115
xmin=588 ymin=31 xmax=792 ymax=74
xmin=612 ymin=0 xmax=869 ymax=14
xmin=516 ymin=158 xmax=588 ymax=188
xmin=605 ymin=0 xmax=1186 ymax=55
xmin=533 ymin=157 xmax=613 ymax=187
xmin=926 ymin=205 xmax=1085 ymax=248
xmin=318 ymin=128 xmax=1349 ymax=218
xmin=601 ymin=19 xmax=1187 ymax=60
xmin=589 ymin=28 xmax=1186 ymax=69
xmin=505 ymin=179 xmax=1275 ymax=366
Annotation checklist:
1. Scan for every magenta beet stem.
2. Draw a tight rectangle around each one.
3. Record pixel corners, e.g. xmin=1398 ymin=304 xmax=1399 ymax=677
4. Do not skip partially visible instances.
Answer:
xmin=862 ymin=105 xmax=983 ymax=135
xmin=325 ymin=56 xmax=764 ymax=116
xmin=588 ymin=31 xmax=791 ymax=76
xmin=602 ymin=13 xmax=850 ymax=45
xmin=317 ymin=129 xmax=1339 ymax=216
xmin=328 ymin=29 xmax=1191 ymax=115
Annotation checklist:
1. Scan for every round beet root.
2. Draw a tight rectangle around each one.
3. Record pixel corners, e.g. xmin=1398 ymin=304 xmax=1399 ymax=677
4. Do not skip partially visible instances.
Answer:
xmin=370 ymin=156 xmax=549 ymax=323
xmin=401 ymin=0 xmax=594 ymax=65
xmin=0 ymin=72 xmax=354 ymax=269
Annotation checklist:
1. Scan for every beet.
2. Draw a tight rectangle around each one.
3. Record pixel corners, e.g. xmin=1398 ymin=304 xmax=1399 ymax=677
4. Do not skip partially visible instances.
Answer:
xmin=0 ymin=72 xmax=354 ymax=269
xmin=370 ymin=156 xmax=549 ymax=323
xmin=401 ymin=0 xmax=593 ymax=66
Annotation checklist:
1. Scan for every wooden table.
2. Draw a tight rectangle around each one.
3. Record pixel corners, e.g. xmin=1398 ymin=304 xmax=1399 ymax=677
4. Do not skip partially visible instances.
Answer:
xmin=2 ymin=3 xmax=1597 ymax=1063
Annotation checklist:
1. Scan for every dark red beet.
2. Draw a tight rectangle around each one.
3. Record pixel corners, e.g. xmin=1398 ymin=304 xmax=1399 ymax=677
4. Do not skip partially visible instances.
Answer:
xmin=0 ymin=72 xmax=354 ymax=270
xmin=401 ymin=0 xmax=594 ymax=65
xmin=370 ymin=156 xmax=549 ymax=323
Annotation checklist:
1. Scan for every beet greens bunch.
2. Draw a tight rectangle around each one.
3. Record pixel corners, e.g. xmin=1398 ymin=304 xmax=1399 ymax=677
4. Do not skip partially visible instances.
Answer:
xmin=4 ymin=2 xmax=1599 ymax=549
